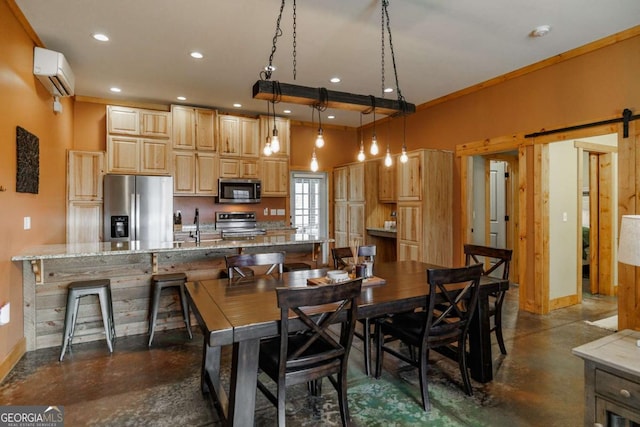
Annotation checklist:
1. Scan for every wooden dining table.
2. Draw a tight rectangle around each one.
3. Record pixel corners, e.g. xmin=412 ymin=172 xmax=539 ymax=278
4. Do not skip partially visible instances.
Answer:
xmin=185 ymin=260 xmax=509 ymax=427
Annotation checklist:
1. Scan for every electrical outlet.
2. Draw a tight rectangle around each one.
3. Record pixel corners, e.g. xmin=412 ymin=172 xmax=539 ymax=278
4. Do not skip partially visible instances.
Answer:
xmin=263 ymin=208 xmax=269 ymax=215
xmin=23 ymin=217 xmax=31 ymax=230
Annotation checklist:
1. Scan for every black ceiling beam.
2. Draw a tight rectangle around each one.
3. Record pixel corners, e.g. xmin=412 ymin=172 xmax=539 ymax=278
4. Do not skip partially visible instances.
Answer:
xmin=253 ymin=80 xmax=415 ymax=116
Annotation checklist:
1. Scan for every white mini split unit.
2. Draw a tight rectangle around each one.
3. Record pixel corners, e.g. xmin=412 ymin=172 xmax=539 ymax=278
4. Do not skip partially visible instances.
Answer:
xmin=33 ymin=47 xmax=75 ymax=113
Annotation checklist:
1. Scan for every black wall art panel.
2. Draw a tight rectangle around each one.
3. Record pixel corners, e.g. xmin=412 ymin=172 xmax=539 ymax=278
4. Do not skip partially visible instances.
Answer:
xmin=16 ymin=126 xmax=39 ymax=194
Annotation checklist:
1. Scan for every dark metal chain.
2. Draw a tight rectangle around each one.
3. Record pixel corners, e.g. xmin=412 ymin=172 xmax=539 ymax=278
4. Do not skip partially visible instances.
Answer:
xmin=262 ymin=0 xmax=286 ymax=81
xmin=382 ymin=0 xmax=404 ymax=104
xmin=292 ymin=0 xmax=297 ymax=80
xmin=380 ymin=0 xmax=385 ymax=98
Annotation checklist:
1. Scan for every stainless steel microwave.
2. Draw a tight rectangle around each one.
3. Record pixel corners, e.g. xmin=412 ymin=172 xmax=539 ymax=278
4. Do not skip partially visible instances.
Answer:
xmin=217 ymin=178 xmax=261 ymax=204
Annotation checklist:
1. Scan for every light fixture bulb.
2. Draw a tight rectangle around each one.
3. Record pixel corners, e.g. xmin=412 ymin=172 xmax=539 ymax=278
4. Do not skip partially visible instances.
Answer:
xmin=270 ymin=129 xmax=280 ymax=153
xmin=263 ymin=141 xmax=272 ymax=156
xmin=370 ymin=134 xmax=379 ymax=155
xmin=315 ymin=128 xmax=324 ymax=148
xmin=357 ymin=145 xmax=366 ymax=162
xmin=384 ymin=147 xmax=393 ymax=167
xmin=400 ymin=149 xmax=408 ymax=163
xmin=310 ymin=150 xmax=319 ymax=172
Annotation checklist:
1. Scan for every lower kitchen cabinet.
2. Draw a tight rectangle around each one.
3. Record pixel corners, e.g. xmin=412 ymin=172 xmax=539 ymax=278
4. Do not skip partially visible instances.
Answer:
xmin=67 ymin=201 xmax=103 ymax=243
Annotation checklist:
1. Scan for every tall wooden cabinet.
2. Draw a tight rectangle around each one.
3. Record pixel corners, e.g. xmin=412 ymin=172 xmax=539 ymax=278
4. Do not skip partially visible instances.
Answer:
xmin=396 ymin=149 xmax=453 ymax=266
xmin=171 ymin=105 xmax=219 ymax=195
xmin=67 ymin=150 xmax=104 ymax=243
xmin=106 ymin=106 xmax=171 ymax=175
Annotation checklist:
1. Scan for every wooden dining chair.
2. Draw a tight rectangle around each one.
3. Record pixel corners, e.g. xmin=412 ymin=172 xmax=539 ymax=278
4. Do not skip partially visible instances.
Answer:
xmin=331 ymin=247 xmax=355 ymax=270
xmin=374 ymin=263 xmax=483 ymax=411
xmin=256 ymin=278 xmax=363 ymax=426
xmin=332 ymin=245 xmax=378 ymax=375
xmin=464 ymin=244 xmax=513 ymax=355
xmin=224 ymin=251 xmax=285 ymax=279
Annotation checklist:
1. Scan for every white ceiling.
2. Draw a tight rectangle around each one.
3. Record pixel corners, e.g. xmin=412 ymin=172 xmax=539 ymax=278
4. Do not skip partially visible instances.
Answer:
xmin=15 ymin=0 xmax=640 ymax=127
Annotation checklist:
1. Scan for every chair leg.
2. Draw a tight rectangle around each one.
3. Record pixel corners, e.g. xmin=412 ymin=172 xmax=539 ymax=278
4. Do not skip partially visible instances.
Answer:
xmin=418 ymin=346 xmax=431 ymax=412
xmin=277 ymin=378 xmax=286 ymax=427
xmin=374 ymin=321 xmax=383 ymax=378
xmin=337 ymin=371 xmax=350 ymax=426
xmin=178 ymin=283 xmax=193 ymax=339
xmin=494 ymin=310 xmax=507 ymax=355
xmin=97 ymin=290 xmax=114 ymax=353
xmin=59 ymin=292 xmax=76 ymax=361
xmin=459 ymin=338 xmax=473 ymax=396
xmin=148 ymin=284 xmax=162 ymax=346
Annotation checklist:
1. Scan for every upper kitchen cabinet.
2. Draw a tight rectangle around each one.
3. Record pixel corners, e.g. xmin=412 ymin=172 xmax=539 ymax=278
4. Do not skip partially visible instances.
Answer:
xmin=378 ymin=159 xmax=396 ymax=202
xmin=172 ymin=105 xmax=216 ymax=151
xmin=107 ymin=105 xmax=171 ymax=138
xmin=260 ymin=158 xmax=289 ymax=196
xmin=259 ymin=115 xmax=290 ymax=157
xmin=219 ymin=115 xmax=259 ymax=157
xmin=106 ymin=105 xmax=171 ymax=174
xmin=173 ymin=151 xmax=219 ymax=196
xmin=397 ymin=150 xmax=422 ymax=201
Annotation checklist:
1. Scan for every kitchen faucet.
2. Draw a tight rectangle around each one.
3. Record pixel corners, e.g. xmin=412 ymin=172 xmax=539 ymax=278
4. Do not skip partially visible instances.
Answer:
xmin=190 ymin=208 xmax=201 ymax=244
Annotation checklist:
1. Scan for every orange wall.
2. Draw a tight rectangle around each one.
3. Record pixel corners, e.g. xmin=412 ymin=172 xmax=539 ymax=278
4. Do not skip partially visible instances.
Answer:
xmin=0 ymin=1 xmax=75 ymax=366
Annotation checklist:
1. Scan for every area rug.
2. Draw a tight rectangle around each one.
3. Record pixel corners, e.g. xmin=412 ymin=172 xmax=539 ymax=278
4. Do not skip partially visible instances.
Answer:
xmin=585 ymin=314 xmax=618 ymax=331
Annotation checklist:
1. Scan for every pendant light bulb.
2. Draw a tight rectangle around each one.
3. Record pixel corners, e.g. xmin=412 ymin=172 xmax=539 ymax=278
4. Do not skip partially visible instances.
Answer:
xmin=270 ymin=128 xmax=280 ymax=153
xmin=400 ymin=145 xmax=408 ymax=163
xmin=384 ymin=146 xmax=393 ymax=167
xmin=263 ymin=140 xmax=272 ymax=156
xmin=357 ymin=143 xmax=366 ymax=162
xmin=315 ymin=128 xmax=324 ymax=148
xmin=370 ymin=133 xmax=379 ymax=155
xmin=310 ymin=149 xmax=319 ymax=172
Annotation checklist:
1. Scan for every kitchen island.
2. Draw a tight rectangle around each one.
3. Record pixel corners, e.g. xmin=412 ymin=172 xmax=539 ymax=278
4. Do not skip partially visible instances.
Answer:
xmin=12 ymin=233 xmax=330 ymax=351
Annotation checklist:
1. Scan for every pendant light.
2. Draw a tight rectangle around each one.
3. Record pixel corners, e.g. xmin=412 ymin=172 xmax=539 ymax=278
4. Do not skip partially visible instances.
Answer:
xmin=263 ymin=100 xmax=273 ymax=156
xmin=310 ymin=148 xmax=319 ymax=172
xmin=370 ymin=96 xmax=379 ymax=155
xmin=384 ymin=145 xmax=393 ymax=167
xmin=315 ymin=111 xmax=324 ymax=148
xmin=270 ymin=101 xmax=280 ymax=153
xmin=400 ymin=111 xmax=408 ymax=163
xmin=357 ymin=113 xmax=365 ymax=162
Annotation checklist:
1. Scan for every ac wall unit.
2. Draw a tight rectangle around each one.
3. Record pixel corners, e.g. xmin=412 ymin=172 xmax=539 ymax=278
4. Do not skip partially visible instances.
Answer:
xmin=33 ymin=47 xmax=75 ymax=97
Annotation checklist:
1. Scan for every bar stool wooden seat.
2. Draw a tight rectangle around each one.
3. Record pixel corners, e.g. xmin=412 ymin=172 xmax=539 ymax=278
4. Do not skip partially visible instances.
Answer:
xmin=59 ymin=279 xmax=115 ymax=361
xmin=148 ymin=272 xmax=193 ymax=346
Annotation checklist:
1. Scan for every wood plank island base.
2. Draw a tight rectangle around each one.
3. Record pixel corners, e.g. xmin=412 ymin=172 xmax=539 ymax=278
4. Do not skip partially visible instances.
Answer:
xmin=12 ymin=233 xmax=330 ymax=351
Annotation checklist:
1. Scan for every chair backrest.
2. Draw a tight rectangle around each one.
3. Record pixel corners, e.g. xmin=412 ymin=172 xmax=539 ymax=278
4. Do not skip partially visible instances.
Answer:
xmin=357 ymin=244 xmax=376 ymax=260
xmin=225 ymin=251 xmax=285 ymax=279
xmin=331 ymin=247 xmax=355 ymax=269
xmin=424 ymin=264 xmax=483 ymax=348
xmin=463 ymin=244 xmax=512 ymax=280
xmin=275 ymin=278 xmax=362 ymax=375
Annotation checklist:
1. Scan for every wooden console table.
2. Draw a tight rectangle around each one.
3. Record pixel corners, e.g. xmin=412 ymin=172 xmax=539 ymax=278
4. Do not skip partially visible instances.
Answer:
xmin=573 ymin=329 xmax=640 ymax=426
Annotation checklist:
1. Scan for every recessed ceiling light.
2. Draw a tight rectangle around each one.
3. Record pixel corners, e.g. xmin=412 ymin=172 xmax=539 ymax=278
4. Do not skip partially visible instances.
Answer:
xmin=190 ymin=51 xmax=204 ymax=59
xmin=330 ymin=77 xmax=341 ymax=83
xmin=384 ymin=87 xmax=394 ymax=93
xmin=92 ymin=33 xmax=109 ymax=42
xmin=283 ymin=109 xmax=291 ymax=114
xmin=530 ymin=25 xmax=551 ymax=38
xmin=177 ymin=96 xmax=186 ymax=101
xmin=327 ymin=115 xmax=335 ymax=120
xmin=233 ymin=103 xmax=242 ymax=108
xmin=110 ymin=87 xmax=121 ymax=93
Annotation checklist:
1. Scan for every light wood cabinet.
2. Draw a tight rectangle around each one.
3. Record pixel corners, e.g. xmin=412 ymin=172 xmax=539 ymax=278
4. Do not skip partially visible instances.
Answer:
xmin=333 ymin=163 xmax=370 ymax=248
xmin=173 ymin=151 xmax=219 ymax=196
xmin=107 ymin=136 xmax=170 ymax=175
xmin=107 ymin=106 xmax=170 ymax=138
xmin=106 ymin=105 xmax=171 ymax=174
xmin=396 ymin=149 xmax=453 ymax=265
xmin=259 ymin=115 xmax=290 ymax=157
xmin=172 ymin=105 xmax=216 ymax=151
xmin=260 ymin=158 xmax=289 ymax=196
xmin=219 ymin=115 xmax=259 ymax=157
xmin=334 ymin=166 xmax=348 ymax=202
xmin=67 ymin=150 xmax=104 ymax=244
xmin=397 ymin=151 xmax=422 ymax=201
xmin=348 ymin=163 xmax=365 ymax=202
xmin=219 ymin=158 xmax=259 ymax=179
xmin=378 ymin=160 xmax=396 ymax=202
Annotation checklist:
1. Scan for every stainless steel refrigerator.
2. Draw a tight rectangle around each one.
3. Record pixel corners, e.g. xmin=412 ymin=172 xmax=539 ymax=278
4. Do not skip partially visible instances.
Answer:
xmin=103 ymin=174 xmax=174 ymax=243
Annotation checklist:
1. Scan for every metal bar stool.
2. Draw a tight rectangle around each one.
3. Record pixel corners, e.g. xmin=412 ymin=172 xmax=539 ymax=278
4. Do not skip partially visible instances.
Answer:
xmin=148 ymin=272 xmax=193 ymax=346
xmin=59 ymin=279 xmax=115 ymax=361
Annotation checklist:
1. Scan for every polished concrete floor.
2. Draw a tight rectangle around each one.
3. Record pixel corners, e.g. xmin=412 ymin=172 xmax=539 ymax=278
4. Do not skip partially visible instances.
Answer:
xmin=0 ymin=285 xmax=617 ymax=426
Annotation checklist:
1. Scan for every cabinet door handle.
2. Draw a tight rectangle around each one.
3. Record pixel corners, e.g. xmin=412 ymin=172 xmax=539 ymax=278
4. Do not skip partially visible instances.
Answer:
xmin=619 ymin=388 xmax=631 ymax=398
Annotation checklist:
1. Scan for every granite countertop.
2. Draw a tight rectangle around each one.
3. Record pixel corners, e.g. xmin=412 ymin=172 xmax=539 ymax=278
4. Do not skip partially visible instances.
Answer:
xmin=12 ymin=232 xmax=330 ymax=261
